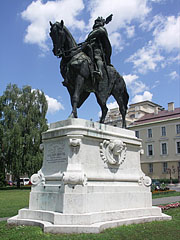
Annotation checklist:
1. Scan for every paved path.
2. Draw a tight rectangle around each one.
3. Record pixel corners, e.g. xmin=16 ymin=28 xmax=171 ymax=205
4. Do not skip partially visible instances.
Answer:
xmin=152 ymin=196 xmax=180 ymax=205
xmin=168 ymin=184 xmax=180 ymax=192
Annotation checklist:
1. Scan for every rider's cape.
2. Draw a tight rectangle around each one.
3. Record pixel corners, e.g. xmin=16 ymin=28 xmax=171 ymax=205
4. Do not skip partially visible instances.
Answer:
xmin=86 ymin=26 xmax=112 ymax=65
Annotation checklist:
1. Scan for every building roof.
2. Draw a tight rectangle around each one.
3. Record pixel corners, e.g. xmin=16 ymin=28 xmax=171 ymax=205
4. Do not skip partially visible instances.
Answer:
xmin=129 ymin=100 xmax=163 ymax=109
xmin=131 ymin=107 xmax=180 ymax=126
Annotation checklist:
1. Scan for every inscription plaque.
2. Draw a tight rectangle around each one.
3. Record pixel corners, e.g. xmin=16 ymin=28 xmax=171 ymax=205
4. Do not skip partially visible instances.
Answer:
xmin=46 ymin=142 xmax=66 ymax=163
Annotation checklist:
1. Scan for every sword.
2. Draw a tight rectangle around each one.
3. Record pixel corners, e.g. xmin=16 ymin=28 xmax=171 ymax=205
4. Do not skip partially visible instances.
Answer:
xmin=105 ymin=14 xmax=113 ymax=25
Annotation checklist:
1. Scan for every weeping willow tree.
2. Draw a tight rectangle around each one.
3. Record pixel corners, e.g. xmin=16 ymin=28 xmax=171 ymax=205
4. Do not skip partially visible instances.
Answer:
xmin=0 ymin=84 xmax=48 ymax=187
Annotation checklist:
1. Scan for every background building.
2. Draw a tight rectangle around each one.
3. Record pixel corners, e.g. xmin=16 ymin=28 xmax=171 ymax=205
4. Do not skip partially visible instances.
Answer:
xmin=105 ymin=101 xmax=164 ymax=127
xmin=105 ymin=101 xmax=180 ymax=181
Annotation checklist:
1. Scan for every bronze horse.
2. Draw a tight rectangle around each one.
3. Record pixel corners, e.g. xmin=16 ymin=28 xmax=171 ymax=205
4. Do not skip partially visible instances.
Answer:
xmin=49 ymin=20 xmax=129 ymax=128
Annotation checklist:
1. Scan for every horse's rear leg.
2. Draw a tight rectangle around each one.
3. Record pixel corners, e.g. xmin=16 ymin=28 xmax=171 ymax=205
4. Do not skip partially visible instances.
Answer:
xmin=70 ymin=75 xmax=84 ymax=118
xmin=95 ymin=94 xmax=108 ymax=123
xmin=112 ymin=90 xmax=127 ymax=128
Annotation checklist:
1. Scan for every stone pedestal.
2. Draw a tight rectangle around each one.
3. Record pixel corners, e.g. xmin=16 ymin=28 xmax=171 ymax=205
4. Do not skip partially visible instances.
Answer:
xmin=8 ymin=119 xmax=171 ymax=233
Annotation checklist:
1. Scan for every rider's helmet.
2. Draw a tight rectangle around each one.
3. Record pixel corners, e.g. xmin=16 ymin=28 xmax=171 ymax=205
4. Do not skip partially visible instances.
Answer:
xmin=93 ymin=17 xmax=105 ymax=29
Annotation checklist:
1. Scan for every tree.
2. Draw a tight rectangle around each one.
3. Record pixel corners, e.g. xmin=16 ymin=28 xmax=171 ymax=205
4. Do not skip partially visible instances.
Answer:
xmin=0 ymin=100 xmax=6 ymax=186
xmin=0 ymin=84 xmax=48 ymax=187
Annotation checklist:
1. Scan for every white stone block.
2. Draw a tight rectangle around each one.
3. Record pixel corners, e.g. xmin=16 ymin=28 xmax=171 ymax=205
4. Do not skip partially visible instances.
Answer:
xmin=8 ymin=119 xmax=171 ymax=233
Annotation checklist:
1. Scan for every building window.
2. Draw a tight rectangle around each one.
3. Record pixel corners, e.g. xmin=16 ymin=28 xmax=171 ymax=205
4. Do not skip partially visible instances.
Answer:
xmin=177 ymin=141 xmax=180 ymax=154
xmin=130 ymin=114 xmax=135 ymax=119
xmin=149 ymin=163 xmax=153 ymax=173
xmin=147 ymin=144 xmax=153 ymax=156
xmin=163 ymin=162 xmax=168 ymax=173
xmin=161 ymin=126 xmax=166 ymax=136
xmin=161 ymin=142 xmax=168 ymax=155
xmin=176 ymin=124 xmax=180 ymax=134
xmin=147 ymin=129 xmax=152 ymax=138
xmin=135 ymin=131 xmax=139 ymax=138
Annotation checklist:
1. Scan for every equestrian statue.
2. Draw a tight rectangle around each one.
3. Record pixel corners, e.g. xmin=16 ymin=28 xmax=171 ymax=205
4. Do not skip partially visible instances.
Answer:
xmin=49 ymin=15 xmax=129 ymax=128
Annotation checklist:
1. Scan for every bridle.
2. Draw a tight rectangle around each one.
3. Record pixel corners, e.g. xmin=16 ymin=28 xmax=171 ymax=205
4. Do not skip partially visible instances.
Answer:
xmin=50 ymin=23 xmax=66 ymax=57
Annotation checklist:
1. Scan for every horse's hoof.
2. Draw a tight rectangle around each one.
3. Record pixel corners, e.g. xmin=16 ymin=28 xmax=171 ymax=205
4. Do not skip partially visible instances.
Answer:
xmin=99 ymin=119 xmax=105 ymax=124
xmin=68 ymin=113 xmax=74 ymax=119
xmin=68 ymin=112 xmax=78 ymax=119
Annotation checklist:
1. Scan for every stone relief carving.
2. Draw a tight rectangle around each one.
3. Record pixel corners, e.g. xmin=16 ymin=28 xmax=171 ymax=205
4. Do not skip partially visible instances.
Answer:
xmin=138 ymin=175 xmax=152 ymax=187
xmin=63 ymin=172 xmax=87 ymax=186
xmin=139 ymin=149 xmax=144 ymax=155
xmin=69 ymin=138 xmax=81 ymax=147
xmin=69 ymin=138 xmax=81 ymax=154
xmin=31 ymin=170 xmax=45 ymax=186
xmin=100 ymin=139 xmax=127 ymax=165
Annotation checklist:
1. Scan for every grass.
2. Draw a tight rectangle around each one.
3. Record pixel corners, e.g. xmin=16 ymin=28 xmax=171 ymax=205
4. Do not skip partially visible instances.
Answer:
xmin=0 ymin=207 xmax=179 ymax=240
xmin=0 ymin=189 xmax=180 ymax=239
xmin=0 ymin=189 xmax=30 ymax=218
xmin=152 ymin=191 xmax=180 ymax=199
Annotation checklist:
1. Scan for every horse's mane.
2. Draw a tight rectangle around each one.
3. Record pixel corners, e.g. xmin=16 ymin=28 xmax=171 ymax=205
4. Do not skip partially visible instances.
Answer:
xmin=63 ymin=25 xmax=77 ymax=47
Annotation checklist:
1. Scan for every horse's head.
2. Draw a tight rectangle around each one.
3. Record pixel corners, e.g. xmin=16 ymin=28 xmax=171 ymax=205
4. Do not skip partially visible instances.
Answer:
xmin=49 ymin=20 xmax=65 ymax=57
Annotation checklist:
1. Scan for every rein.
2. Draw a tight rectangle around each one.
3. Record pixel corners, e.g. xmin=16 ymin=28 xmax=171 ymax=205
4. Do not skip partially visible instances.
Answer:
xmin=62 ymin=45 xmax=82 ymax=59
xmin=61 ymin=38 xmax=95 ymax=60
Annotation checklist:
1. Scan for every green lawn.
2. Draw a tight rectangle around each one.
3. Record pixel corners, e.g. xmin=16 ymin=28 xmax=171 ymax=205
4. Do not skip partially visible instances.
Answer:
xmin=0 ymin=207 xmax=179 ymax=240
xmin=0 ymin=189 xmax=180 ymax=239
xmin=0 ymin=189 xmax=30 ymax=218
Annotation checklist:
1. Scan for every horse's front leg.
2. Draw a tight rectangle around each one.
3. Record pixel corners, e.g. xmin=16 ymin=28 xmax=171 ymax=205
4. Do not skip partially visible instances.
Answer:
xmin=70 ymin=75 xmax=84 ymax=118
xmin=95 ymin=93 xmax=108 ymax=123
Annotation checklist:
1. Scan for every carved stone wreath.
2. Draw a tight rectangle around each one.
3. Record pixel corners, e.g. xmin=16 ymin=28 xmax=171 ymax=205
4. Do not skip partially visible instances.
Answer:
xmin=31 ymin=170 xmax=45 ymax=186
xmin=100 ymin=139 xmax=127 ymax=165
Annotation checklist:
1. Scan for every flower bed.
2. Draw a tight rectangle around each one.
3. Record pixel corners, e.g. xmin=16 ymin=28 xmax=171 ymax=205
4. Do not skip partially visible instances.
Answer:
xmin=152 ymin=190 xmax=176 ymax=195
xmin=158 ymin=202 xmax=180 ymax=211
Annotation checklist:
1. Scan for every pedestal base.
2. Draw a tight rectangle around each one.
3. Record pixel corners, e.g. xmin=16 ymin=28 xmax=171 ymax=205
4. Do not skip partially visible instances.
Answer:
xmin=7 ymin=119 xmax=172 ymax=233
xmin=8 ymin=207 xmax=171 ymax=233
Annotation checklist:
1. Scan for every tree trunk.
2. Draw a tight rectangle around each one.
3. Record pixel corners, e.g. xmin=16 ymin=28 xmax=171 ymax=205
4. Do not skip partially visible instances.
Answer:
xmin=16 ymin=177 xmax=21 ymax=189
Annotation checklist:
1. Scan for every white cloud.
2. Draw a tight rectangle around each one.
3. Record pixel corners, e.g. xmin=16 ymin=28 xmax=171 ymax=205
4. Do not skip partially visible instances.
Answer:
xmin=126 ymin=41 xmax=164 ymax=74
xmin=150 ymin=0 xmax=165 ymax=3
xmin=131 ymin=91 xmax=153 ymax=103
xmin=123 ymin=74 xmax=149 ymax=97
xmin=109 ymin=32 xmax=124 ymax=52
xmin=140 ymin=14 xmax=165 ymax=32
xmin=130 ymin=14 xmax=180 ymax=73
xmin=87 ymin=0 xmax=150 ymax=32
xmin=123 ymin=73 xmax=150 ymax=105
xmin=123 ymin=74 xmax=139 ymax=86
xmin=126 ymin=25 xmax=135 ymax=38
xmin=21 ymin=0 xmax=151 ymax=51
xmin=140 ymin=15 xmax=180 ymax=52
xmin=154 ymin=16 xmax=180 ymax=52
xmin=169 ymin=71 xmax=179 ymax=80
xmin=45 ymin=94 xmax=64 ymax=114
xmin=32 ymin=89 xmax=64 ymax=114
xmin=132 ymin=81 xmax=148 ymax=95
xmin=21 ymin=0 xmax=85 ymax=50
xmin=151 ymin=80 xmax=160 ymax=89
xmin=87 ymin=0 xmax=151 ymax=50
xmin=107 ymin=101 xmax=118 ymax=110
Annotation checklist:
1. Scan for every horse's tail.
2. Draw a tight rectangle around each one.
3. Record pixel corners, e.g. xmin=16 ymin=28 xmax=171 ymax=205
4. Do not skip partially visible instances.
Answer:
xmin=117 ymin=73 xmax=129 ymax=111
xmin=122 ymin=79 xmax=129 ymax=111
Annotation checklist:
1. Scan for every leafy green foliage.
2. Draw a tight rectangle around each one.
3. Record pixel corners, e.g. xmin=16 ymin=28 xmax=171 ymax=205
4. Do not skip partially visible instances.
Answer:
xmin=0 ymin=84 xmax=48 ymax=185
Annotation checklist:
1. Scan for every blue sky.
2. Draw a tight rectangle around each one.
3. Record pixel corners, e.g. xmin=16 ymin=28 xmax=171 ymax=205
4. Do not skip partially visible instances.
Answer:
xmin=0 ymin=0 xmax=179 ymax=123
